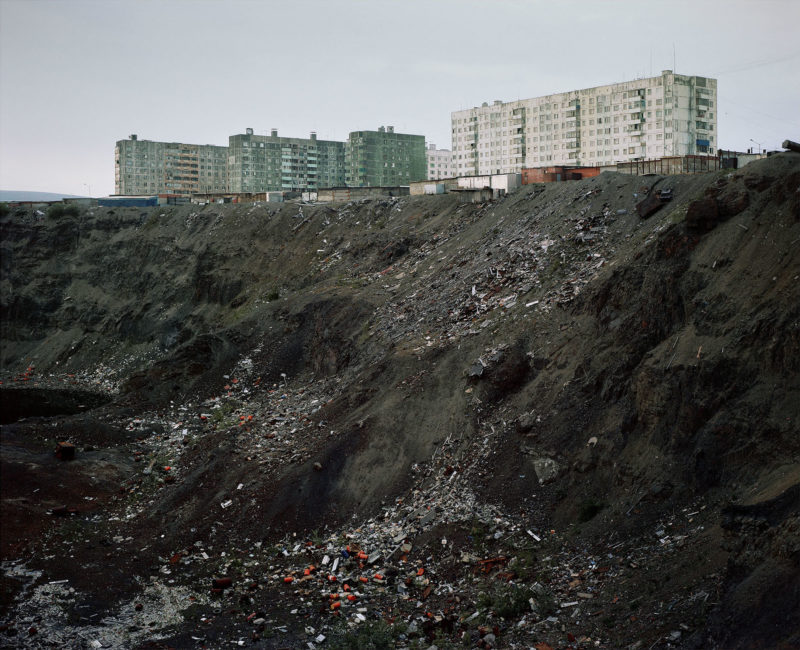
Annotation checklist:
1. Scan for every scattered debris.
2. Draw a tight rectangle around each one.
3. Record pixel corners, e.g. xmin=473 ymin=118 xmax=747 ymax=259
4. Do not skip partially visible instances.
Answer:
xmin=2 ymin=154 xmax=799 ymax=648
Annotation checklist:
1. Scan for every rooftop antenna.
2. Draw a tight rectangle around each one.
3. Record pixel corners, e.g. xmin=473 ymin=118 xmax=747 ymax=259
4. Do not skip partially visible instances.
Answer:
xmin=673 ymin=43 xmax=676 ymax=73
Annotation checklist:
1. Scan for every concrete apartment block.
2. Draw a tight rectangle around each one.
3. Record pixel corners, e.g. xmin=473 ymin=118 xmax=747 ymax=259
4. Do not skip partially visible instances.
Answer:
xmin=227 ymin=128 xmax=346 ymax=193
xmin=346 ymin=126 xmax=427 ymax=187
xmin=426 ymin=143 xmax=455 ymax=180
xmin=115 ymin=127 xmax=429 ymax=195
xmin=451 ymin=71 xmax=717 ymax=175
xmin=115 ymin=135 xmax=228 ymax=196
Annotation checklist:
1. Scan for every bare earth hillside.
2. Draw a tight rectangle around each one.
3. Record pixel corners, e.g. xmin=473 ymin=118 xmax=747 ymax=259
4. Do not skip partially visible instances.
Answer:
xmin=1 ymin=152 xmax=799 ymax=649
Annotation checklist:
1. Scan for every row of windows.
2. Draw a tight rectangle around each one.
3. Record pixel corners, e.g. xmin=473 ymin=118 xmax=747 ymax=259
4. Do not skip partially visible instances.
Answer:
xmin=453 ymin=98 xmax=712 ymax=132
xmin=453 ymin=107 xmax=692 ymax=137
xmin=450 ymin=136 xmax=713 ymax=166
xmin=455 ymin=117 xmax=711 ymax=151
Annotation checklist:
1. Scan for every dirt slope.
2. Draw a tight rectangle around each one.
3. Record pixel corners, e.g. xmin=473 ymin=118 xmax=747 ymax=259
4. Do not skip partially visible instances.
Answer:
xmin=1 ymin=153 xmax=799 ymax=649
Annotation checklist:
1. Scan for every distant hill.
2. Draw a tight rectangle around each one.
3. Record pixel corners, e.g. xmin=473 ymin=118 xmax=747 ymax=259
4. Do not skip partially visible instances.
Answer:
xmin=0 ymin=190 xmax=87 ymax=202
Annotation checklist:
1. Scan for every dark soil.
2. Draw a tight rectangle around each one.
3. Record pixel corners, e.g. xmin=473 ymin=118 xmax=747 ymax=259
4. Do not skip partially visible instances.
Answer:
xmin=0 ymin=387 xmax=112 ymax=424
xmin=1 ymin=153 xmax=799 ymax=649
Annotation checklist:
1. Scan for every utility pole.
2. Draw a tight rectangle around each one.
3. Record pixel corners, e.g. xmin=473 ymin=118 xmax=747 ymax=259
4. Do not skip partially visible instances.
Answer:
xmin=264 ymin=129 xmax=269 ymax=195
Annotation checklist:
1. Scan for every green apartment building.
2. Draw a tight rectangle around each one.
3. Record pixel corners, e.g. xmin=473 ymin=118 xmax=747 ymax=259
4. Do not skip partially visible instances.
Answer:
xmin=115 ymin=126 xmax=425 ymax=196
xmin=115 ymin=135 xmax=228 ymax=196
xmin=227 ymin=128 xmax=346 ymax=193
xmin=345 ymin=126 xmax=426 ymax=187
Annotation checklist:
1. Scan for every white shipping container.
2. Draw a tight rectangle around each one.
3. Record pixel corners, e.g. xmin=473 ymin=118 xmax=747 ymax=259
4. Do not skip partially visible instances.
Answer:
xmin=490 ymin=173 xmax=522 ymax=193
xmin=457 ymin=175 xmax=492 ymax=190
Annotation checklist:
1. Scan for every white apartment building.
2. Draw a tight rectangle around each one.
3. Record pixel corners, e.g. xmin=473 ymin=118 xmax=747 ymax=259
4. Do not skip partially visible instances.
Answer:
xmin=451 ymin=71 xmax=717 ymax=175
xmin=426 ymin=143 xmax=455 ymax=180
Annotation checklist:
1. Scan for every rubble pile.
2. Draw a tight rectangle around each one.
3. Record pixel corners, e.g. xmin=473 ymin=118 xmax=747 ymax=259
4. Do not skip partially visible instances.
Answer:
xmin=332 ymin=187 xmax=626 ymax=353
xmin=2 ymin=152 xmax=799 ymax=648
xmin=1 ymin=365 xmax=726 ymax=648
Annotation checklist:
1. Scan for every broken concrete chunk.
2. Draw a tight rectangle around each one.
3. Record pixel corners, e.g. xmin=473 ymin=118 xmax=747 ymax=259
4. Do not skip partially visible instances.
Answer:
xmin=467 ymin=362 xmax=484 ymax=378
xmin=420 ymin=510 xmax=436 ymax=526
xmin=532 ymin=457 xmax=561 ymax=484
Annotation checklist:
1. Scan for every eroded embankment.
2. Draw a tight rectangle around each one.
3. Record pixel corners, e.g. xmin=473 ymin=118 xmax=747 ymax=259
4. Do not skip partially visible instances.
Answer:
xmin=1 ymin=153 xmax=799 ymax=648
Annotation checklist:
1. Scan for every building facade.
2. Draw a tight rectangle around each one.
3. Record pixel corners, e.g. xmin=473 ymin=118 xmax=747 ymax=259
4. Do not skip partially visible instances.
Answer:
xmin=451 ymin=71 xmax=717 ymax=175
xmin=115 ymin=135 xmax=228 ymax=196
xmin=116 ymin=126 xmax=427 ymax=195
xmin=227 ymin=128 xmax=346 ymax=193
xmin=346 ymin=126 xmax=426 ymax=187
xmin=426 ymin=143 xmax=454 ymax=180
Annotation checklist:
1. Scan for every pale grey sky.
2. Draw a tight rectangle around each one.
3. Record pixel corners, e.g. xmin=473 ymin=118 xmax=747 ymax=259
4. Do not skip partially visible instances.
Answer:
xmin=1 ymin=0 xmax=798 ymax=196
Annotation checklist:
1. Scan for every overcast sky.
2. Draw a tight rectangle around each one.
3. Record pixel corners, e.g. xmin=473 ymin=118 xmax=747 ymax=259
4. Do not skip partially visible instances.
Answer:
xmin=1 ymin=0 xmax=798 ymax=196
